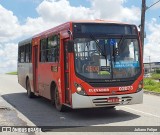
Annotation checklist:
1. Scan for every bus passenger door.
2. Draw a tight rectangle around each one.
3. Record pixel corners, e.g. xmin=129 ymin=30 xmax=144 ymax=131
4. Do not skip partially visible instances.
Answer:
xmin=33 ymin=45 xmax=39 ymax=93
xmin=64 ymin=39 xmax=71 ymax=105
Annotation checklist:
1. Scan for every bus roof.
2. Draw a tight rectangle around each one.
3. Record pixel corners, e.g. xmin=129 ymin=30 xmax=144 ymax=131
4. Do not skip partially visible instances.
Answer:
xmin=33 ymin=20 xmax=135 ymax=37
xmin=18 ymin=37 xmax=32 ymax=46
xmin=19 ymin=20 xmax=136 ymax=44
xmin=71 ymin=20 xmax=133 ymax=25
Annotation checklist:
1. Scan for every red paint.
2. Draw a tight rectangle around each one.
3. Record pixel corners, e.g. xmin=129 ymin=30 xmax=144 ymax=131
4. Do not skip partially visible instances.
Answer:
xmin=18 ymin=21 xmax=143 ymax=109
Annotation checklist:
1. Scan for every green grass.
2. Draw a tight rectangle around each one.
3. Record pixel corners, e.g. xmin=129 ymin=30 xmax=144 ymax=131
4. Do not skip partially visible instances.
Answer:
xmin=144 ymin=78 xmax=160 ymax=93
xmin=6 ymin=72 xmax=17 ymax=75
xmin=151 ymin=73 xmax=160 ymax=80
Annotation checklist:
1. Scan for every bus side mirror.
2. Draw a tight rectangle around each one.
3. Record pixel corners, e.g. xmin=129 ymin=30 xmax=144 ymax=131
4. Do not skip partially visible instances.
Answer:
xmin=67 ymin=40 xmax=74 ymax=53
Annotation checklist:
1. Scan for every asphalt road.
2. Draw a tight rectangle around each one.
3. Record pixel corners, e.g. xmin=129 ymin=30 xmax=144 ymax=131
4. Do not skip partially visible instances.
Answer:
xmin=0 ymin=74 xmax=160 ymax=135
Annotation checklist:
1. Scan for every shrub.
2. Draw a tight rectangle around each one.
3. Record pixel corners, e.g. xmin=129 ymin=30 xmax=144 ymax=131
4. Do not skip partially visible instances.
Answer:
xmin=144 ymin=78 xmax=160 ymax=93
xmin=155 ymin=69 xmax=160 ymax=74
xmin=151 ymin=73 xmax=160 ymax=80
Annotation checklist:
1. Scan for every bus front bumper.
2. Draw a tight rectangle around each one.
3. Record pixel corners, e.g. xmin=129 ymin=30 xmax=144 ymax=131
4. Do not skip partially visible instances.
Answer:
xmin=72 ymin=90 xmax=143 ymax=109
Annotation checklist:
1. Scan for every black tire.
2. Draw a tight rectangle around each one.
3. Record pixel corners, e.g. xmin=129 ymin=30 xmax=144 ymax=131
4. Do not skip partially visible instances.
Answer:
xmin=50 ymin=83 xmax=55 ymax=105
xmin=55 ymin=86 xmax=65 ymax=112
xmin=26 ymin=79 xmax=35 ymax=98
xmin=51 ymin=97 xmax=55 ymax=105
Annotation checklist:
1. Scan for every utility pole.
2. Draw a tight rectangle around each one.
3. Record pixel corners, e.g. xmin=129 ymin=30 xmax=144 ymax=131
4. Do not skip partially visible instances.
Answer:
xmin=140 ymin=0 xmax=146 ymax=56
xmin=149 ymin=56 xmax=151 ymax=73
xmin=140 ymin=0 xmax=160 ymax=56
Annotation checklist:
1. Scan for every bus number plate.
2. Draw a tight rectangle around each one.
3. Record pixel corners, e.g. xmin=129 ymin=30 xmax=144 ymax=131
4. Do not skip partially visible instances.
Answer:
xmin=107 ymin=97 xmax=119 ymax=103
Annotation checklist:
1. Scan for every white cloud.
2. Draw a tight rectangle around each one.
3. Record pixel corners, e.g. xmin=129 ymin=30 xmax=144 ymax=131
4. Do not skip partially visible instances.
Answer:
xmin=144 ymin=18 xmax=160 ymax=62
xmin=0 ymin=0 xmax=141 ymax=43
xmin=0 ymin=5 xmax=20 ymax=43
xmin=36 ymin=0 xmax=98 ymax=23
xmin=0 ymin=0 xmax=143 ymax=73
xmin=0 ymin=43 xmax=18 ymax=73
xmin=91 ymin=0 xmax=140 ymax=23
xmin=35 ymin=0 xmax=140 ymax=24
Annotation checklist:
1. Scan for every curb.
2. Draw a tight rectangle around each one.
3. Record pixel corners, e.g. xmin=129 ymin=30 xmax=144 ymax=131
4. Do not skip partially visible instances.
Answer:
xmin=0 ymin=94 xmax=35 ymax=126
xmin=144 ymin=90 xmax=160 ymax=96
xmin=0 ymin=94 xmax=14 ymax=110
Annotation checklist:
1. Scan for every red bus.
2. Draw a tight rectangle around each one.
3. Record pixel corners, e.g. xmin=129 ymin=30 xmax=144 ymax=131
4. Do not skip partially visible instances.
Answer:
xmin=18 ymin=20 xmax=143 ymax=111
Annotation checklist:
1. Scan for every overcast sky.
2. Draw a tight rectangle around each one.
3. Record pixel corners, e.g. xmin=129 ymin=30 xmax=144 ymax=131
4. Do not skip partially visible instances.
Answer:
xmin=0 ymin=0 xmax=160 ymax=73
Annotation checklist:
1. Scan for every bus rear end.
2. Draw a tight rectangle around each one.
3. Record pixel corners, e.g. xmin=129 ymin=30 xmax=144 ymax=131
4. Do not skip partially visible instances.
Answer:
xmin=68 ymin=22 xmax=143 ymax=109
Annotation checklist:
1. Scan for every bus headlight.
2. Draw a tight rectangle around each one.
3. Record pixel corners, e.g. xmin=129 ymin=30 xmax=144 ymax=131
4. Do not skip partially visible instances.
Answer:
xmin=77 ymin=86 xmax=82 ymax=92
xmin=137 ymin=80 xmax=143 ymax=92
xmin=74 ymin=83 xmax=87 ymax=96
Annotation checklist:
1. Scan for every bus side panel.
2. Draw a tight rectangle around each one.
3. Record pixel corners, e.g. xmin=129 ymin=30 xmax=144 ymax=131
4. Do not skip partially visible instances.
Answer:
xmin=37 ymin=63 xmax=59 ymax=100
xmin=18 ymin=63 xmax=32 ymax=90
xmin=18 ymin=63 xmax=26 ymax=88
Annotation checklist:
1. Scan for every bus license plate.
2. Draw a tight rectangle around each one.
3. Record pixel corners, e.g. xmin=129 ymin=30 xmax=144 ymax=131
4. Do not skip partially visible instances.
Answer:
xmin=107 ymin=97 xmax=119 ymax=103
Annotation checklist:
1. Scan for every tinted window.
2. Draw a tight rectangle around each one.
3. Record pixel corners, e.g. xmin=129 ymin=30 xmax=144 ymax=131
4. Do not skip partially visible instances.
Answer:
xmin=18 ymin=43 xmax=32 ymax=63
xmin=74 ymin=38 xmax=141 ymax=79
xmin=40 ymin=35 xmax=60 ymax=62
xmin=40 ymin=38 xmax=47 ymax=62
xmin=73 ymin=23 xmax=137 ymax=35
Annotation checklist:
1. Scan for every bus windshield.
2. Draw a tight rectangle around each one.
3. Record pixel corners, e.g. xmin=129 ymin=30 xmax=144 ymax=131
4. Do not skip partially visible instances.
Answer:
xmin=74 ymin=37 xmax=141 ymax=80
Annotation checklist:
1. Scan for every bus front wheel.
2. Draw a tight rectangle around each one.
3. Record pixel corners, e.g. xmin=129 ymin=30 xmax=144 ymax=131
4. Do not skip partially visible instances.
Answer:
xmin=26 ymin=79 xmax=34 ymax=98
xmin=55 ymin=86 xmax=65 ymax=112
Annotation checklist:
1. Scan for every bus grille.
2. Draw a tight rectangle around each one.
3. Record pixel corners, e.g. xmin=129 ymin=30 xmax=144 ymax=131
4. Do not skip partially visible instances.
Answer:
xmin=89 ymin=81 xmax=134 ymax=87
xmin=92 ymin=96 xmax=132 ymax=106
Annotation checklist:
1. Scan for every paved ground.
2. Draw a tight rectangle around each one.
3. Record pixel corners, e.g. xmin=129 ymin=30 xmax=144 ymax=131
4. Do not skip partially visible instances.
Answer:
xmin=0 ymin=74 xmax=160 ymax=135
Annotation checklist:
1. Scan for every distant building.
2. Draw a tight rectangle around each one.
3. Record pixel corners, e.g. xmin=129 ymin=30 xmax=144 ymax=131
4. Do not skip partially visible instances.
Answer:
xmin=144 ymin=62 xmax=160 ymax=74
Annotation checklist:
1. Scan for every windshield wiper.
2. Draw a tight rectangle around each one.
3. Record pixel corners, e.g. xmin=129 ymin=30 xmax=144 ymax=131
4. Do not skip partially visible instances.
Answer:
xmin=111 ymin=35 xmax=125 ymax=62
xmin=89 ymin=33 xmax=106 ymax=57
xmin=118 ymin=35 xmax=125 ymax=47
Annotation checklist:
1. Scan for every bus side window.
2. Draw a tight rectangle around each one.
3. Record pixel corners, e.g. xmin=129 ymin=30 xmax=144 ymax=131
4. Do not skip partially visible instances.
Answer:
xmin=55 ymin=35 xmax=60 ymax=62
xmin=40 ymin=38 xmax=47 ymax=62
xmin=25 ymin=44 xmax=29 ymax=63
xmin=18 ymin=46 xmax=21 ymax=62
xmin=29 ymin=43 xmax=32 ymax=62
xmin=19 ymin=44 xmax=30 ymax=63
xmin=20 ymin=46 xmax=25 ymax=63
xmin=46 ymin=35 xmax=59 ymax=62
xmin=25 ymin=43 xmax=32 ymax=63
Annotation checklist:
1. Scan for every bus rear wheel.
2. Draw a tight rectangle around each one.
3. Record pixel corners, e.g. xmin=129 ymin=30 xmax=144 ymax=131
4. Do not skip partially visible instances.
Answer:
xmin=26 ymin=79 xmax=34 ymax=98
xmin=55 ymin=86 xmax=65 ymax=112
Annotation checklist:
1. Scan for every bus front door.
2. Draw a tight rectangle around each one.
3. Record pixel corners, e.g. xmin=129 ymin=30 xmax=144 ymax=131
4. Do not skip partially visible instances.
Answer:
xmin=64 ymin=39 xmax=71 ymax=105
